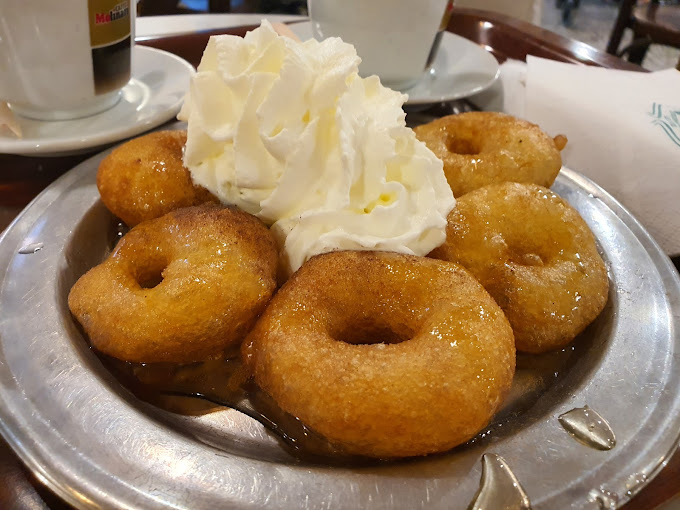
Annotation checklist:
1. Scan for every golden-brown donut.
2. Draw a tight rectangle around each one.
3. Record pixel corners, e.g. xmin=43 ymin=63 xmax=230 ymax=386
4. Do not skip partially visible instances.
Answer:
xmin=97 ymin=130 xmax=218 ymax=227
xmin=414 ymin=112 xmax=567 ymax=197
xmin=430 ymin=182 xmax=609 ymax=353
xmin=243 ymin=251 xmax=515 ymax=458
xmin=68 ymin=204 xmax=278 ymax=363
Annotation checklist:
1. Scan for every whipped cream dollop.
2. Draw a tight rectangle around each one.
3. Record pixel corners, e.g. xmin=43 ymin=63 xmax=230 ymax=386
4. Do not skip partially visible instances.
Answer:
xmin=178 ymin=21 xmax=455 ymax=274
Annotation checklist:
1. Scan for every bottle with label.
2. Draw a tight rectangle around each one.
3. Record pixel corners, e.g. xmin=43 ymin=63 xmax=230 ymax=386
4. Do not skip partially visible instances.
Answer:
xmin=88 ymin=0 xmax=132 ymax=96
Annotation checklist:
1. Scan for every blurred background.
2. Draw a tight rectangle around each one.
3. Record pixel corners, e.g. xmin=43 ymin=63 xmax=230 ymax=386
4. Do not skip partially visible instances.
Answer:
xmin=138 ymin=0 xmax=680 ymax=71
xmin=539 ymin=0 xmax=679 ymax=70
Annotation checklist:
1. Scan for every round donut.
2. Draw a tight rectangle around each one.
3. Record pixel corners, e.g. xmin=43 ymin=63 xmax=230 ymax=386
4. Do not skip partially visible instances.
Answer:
xmin=68 ymin=204 xmax=278 ymax=363
xmin=97 ymin=130 xmax=218 ymax=227
xmin=430 ymin=182 xmax=609 ymax=353
xmin=243 ymin=251 xmax=515 ymax=458
xmin=414 ymin=112 xmax=567 ymax=197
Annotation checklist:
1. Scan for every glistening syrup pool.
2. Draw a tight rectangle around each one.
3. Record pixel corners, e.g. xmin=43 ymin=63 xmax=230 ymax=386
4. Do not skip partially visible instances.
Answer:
xmin=95 ymin=335 xmax=589 ymax=465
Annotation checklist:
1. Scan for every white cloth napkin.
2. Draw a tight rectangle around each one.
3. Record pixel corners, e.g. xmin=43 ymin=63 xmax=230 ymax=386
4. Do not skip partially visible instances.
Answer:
xmin=495 ymin=56 xmax=680 ymax=256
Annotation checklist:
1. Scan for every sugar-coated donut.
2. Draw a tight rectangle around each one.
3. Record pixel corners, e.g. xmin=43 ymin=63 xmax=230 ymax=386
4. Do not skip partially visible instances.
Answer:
xmin=430 ymin=182 xmax=609 ymax=353
xmin=69 ymin=204 xmax=278 ymax=363
xmin=243 ymin=251 xmax=515 ymax=458
xmin=97 ymin=130 xmax=218 ymax=227
xmin=414 ymin=112 xmax=567 ymax=197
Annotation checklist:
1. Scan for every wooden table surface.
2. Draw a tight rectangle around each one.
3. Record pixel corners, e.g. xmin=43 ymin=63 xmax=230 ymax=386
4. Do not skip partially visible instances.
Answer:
xmin=0 ymin=7 xmax=678 ymax=509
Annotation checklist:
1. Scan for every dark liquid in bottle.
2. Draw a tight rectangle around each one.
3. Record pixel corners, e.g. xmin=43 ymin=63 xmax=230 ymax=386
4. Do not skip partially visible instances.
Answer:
xmin=92 ymin=36 xmax=131 ymax=94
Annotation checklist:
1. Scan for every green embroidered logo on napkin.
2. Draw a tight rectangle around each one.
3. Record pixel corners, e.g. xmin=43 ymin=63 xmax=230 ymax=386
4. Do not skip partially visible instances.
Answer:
xmin=649 ymin=103 xmax=680 ymax=148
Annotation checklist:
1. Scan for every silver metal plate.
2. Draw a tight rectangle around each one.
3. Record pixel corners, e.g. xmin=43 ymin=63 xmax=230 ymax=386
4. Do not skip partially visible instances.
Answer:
xmin=0 ymin=133 xmax=679 ymax=509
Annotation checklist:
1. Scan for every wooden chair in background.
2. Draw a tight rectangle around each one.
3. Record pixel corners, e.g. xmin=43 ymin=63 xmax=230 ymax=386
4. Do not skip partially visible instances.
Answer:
xmin=606 ymin=0 xmax=680 ymax=67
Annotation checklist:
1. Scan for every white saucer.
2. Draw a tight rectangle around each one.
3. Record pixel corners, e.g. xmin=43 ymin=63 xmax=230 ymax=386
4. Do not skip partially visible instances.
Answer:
xmin=288 ymin=21 xmax=499 ymax=105
xmin=0 ymin=46 xmax=194 ymax=157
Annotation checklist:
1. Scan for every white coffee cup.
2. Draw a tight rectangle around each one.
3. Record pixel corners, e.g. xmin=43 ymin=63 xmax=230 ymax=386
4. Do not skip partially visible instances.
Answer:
xmin=308 ymin=0 xmax=452 ymax=90
xmin=0 ymin=0 xmax=133 ymax=121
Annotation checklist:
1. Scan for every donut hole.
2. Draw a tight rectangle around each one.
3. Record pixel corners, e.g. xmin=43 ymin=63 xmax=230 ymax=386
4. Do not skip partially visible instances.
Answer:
xmin=509 ymin=251 xmax=545 ymax=267
xmin=446 ymin=136 xmax=481 ymax=155
xmin=138 ymin=269 xmax=165 ymax=289
xmin=135 ymin=262 xmax=167 ymax=289
xmin=332 ymin=319 xmax=414 ymax=346
xmin=504 ymin=234 xmax=557 ymax=267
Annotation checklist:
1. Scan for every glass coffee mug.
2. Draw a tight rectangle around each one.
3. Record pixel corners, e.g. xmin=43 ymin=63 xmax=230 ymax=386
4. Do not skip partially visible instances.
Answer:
xmin=308 ymin=0 xmax=453 ymax=90
xmin=0 ymin=0 xmax=133 ymax=121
